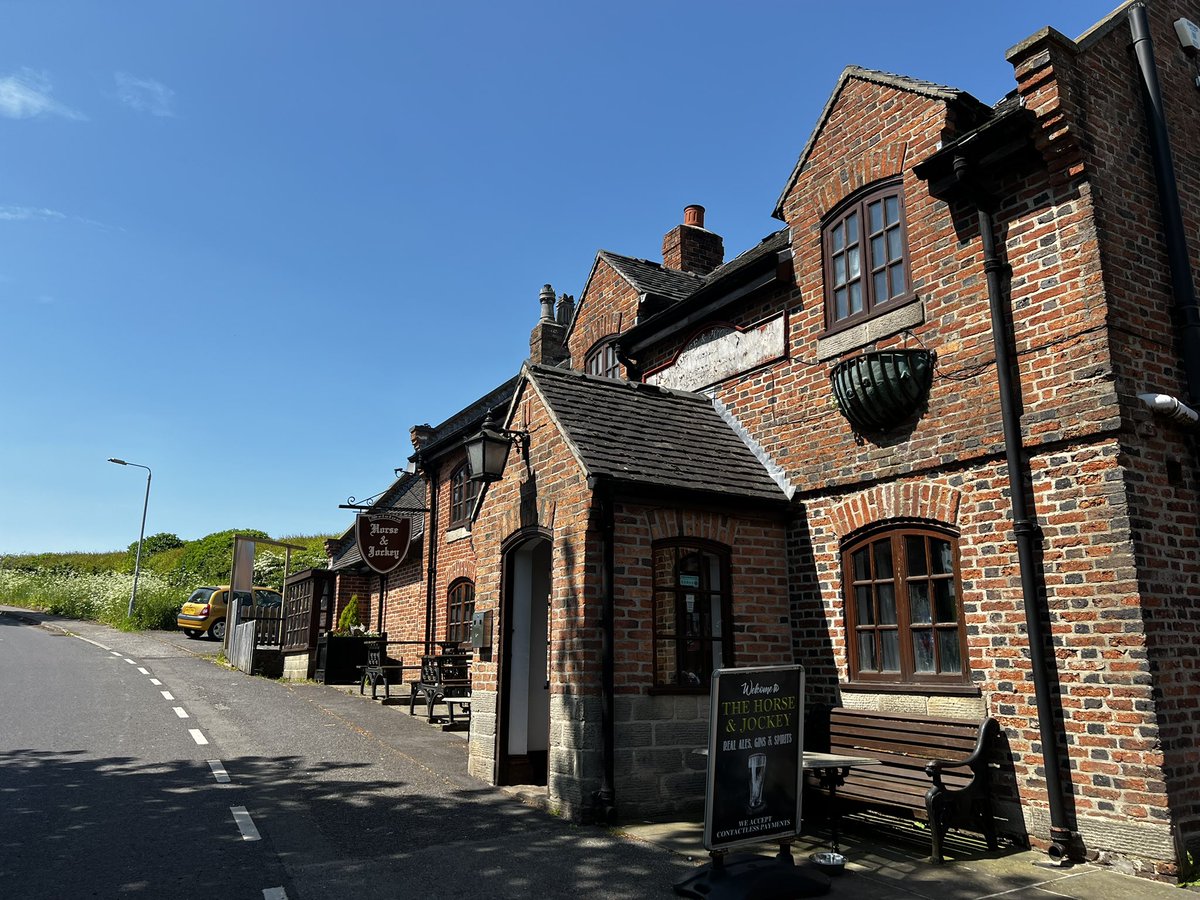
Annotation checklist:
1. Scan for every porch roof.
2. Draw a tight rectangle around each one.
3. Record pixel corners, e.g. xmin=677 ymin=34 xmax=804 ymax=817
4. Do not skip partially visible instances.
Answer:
xmin=526 ymin=364 xmax=788 ymax=504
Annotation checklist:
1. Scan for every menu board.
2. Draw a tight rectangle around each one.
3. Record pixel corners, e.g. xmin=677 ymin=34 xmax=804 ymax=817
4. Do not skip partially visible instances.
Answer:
xmin=703 ymin=664 xmax=804 ymax=851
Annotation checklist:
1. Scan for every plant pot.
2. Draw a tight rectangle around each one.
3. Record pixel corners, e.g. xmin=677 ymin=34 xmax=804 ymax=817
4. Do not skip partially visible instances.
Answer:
xmin=830 ymin=348 xmax=935 ymax=434
xmin=314 ymin=632 xmax=386 ymax=684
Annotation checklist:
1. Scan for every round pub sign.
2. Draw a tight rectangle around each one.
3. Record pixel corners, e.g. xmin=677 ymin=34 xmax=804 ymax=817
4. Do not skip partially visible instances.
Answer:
xmin=355 ymin=514 xmax=411 ymax=575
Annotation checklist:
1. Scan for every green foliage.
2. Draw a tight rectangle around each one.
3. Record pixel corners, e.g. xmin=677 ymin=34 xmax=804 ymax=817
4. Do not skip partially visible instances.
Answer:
xmin=336 ymin=595 xmax=361 ymax=633
xmin=0 ymin=531 xmax=335 ymax=633
xmin=177 ymin=528 xmax=271 ymax=585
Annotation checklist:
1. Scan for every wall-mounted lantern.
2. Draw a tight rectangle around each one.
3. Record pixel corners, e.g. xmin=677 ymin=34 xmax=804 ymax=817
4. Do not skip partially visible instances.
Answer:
xmin=830 ymin=348 xmax=936 ymax=435
xmin=464 ymin=409 xmax=529 ymax=483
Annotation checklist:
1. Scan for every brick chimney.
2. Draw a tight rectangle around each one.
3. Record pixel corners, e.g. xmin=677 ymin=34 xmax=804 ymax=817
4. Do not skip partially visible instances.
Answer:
xmin=409 ymin=424 xmax=434 ymax=452
xmin=662 ymin=204 xmax=724 ymax=275
xmin=530 ymin=283 xmax=569 ymax=366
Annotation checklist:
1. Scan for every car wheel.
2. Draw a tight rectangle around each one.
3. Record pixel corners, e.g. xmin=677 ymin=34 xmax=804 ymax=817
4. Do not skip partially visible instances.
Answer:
xmin=183 ymin=629 xmax=200 ymax=639
xmin=208 ymin=619 xmax=226 ymax=641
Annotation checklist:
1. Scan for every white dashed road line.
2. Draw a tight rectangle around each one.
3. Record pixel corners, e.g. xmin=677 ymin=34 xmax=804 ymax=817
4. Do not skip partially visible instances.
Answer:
xmin=138 ymin=667 xmax=149 ymax=675
xmin=231 ymin=806 xmax=261 ymax=841
xmin=161 ymin=691 xmax=175 ymax=700
xmin=208 ymin=759 xmax=231 ymax=783
xmin=189 ymin=728 xmax=209 ymax=746
xmin=173 ymin=707 xmax=189 ymax=719
xmin=263 ymin=888 xmax=288 ymax=900
xmin=124 ymin=658 xmax=137 ymax=665
xmin=150 ymin=678 xmax=162 ymax=686
xmin=110 ymin=650 xmax=122 ymax=656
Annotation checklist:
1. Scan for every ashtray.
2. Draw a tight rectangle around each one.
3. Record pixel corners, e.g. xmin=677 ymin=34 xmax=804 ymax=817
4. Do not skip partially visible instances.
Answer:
xmin=809 ymin=851 xmax=846 ymax=875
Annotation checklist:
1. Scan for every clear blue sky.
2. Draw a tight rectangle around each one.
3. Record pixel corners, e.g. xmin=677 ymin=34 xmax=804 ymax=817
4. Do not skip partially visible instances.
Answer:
xmin=0 ymin=1 xmax=1119 ymax=554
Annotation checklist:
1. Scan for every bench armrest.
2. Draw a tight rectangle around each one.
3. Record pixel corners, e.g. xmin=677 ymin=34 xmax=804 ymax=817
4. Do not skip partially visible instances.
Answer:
xmin=924 ymin=717 xmax=999 ymax=789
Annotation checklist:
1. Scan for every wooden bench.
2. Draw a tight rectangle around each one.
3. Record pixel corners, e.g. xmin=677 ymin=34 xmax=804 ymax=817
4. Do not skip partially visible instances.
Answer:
xmin=806 ymin=706 xmax=1001 ymax=863
xmin=358 ymin=641 xmax=404 ymax=700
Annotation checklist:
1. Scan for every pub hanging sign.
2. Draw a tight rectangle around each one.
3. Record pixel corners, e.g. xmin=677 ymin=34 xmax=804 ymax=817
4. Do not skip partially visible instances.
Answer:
xmin=355 ymin=514 xmax=411 ymax=575
xmin=703 ymin=663 xmax=804 ymax=852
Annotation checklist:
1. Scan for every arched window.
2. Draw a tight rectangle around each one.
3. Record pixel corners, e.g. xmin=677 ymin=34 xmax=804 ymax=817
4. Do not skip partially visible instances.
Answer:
xmin=448 ymin=464 xmax=477 ymax=528
xmin=652 ymin=541 xmax=733 ymax=689
xmin=842 ymin=524 xmax=967 ymax=685
xmin=446 ymin=579 xmax=475 ymax=645
xmin=824 ymin=179 xmax=912 ymax=329
xmin=585 ymin=337 xmax=622 ymax=379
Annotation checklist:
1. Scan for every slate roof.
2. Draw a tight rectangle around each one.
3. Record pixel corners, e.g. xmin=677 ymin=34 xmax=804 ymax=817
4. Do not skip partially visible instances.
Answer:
xmin=415 ymin=375 xmax=521 ymax=460
xmin=526 ymin=364 xmax=787 ymax=504
xmin=599 ymin=251 xmax=705 ymax=303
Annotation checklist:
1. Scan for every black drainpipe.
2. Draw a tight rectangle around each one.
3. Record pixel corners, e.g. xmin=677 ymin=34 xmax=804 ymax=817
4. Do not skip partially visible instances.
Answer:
xmin=592 ymin=478 xmax=617 ymax=823
xmin=954 ymin=155 xmax=1077 ymax=861
xmin=421 ymin=457 xmax=440 ymax=655
xmin=1129 ymin=2 xmax=1200 ymax=404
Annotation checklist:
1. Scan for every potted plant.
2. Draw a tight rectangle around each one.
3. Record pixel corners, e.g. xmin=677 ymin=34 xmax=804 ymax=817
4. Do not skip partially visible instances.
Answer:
xmin=314 ymin=596 xmax=386 ymax=684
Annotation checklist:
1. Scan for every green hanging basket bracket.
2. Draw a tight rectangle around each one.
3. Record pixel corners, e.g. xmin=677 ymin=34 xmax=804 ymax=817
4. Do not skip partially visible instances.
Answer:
xmin=830 ymin=348 xmax=936 ymax=434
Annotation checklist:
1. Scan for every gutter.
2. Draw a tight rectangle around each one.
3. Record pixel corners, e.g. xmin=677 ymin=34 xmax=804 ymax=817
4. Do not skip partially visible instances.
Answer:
xmin=1129 ymin=2 xmax=1200 ymax=405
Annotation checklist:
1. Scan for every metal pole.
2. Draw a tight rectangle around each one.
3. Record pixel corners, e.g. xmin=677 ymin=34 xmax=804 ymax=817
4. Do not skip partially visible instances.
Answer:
xmin=107 ymin=458 xmax=151 ymax=620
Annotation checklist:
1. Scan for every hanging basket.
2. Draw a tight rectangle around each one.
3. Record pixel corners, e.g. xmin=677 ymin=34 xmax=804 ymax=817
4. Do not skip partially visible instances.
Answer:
xmin=830 ymin=348 xmax=935 ymax=434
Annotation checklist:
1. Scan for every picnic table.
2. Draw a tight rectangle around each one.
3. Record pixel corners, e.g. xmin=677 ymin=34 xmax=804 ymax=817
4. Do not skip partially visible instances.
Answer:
xmin=408 ymin=650 xmax=471 ymax=722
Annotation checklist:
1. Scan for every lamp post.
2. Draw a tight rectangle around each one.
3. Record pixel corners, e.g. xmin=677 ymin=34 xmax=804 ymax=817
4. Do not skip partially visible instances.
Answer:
xmin=107 ymin=458 xmax=152 ymax=619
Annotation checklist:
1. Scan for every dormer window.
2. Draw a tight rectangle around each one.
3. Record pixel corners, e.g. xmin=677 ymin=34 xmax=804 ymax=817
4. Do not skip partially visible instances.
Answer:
xmin=824 ymin=180 xmax=911 ymax=330
xmin=585 ymin=337 xmax=622 ymax=379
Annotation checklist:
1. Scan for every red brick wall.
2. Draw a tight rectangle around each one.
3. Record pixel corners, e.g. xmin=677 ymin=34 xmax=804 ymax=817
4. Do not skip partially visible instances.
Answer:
xmin=567 ymin=258 xmax=641 ymax=372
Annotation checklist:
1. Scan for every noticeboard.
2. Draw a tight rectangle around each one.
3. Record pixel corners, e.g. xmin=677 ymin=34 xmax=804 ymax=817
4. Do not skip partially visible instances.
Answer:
xmin=703 ymin=664 xmax=804 ymax=852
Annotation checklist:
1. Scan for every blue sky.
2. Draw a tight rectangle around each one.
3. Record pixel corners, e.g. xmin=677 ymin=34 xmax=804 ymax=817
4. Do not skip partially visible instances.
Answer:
xmin=0 ymin=1 xmax=1119 ymax=554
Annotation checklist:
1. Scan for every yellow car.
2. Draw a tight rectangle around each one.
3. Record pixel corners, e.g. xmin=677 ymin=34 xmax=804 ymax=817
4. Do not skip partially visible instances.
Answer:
xmin=176 ymin=585 xmax=282 ymax=641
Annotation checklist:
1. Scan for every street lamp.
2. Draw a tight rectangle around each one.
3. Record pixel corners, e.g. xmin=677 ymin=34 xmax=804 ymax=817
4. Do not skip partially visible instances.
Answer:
xmin=107 ymin=458 xmax=152 ymax=619
xmin=463 ymin=410 xmax=528 ymax=483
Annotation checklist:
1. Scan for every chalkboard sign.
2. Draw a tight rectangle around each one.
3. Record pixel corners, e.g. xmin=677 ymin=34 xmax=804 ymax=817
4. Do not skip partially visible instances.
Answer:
xmin=703 ymin=664 xmax=804 ymax=851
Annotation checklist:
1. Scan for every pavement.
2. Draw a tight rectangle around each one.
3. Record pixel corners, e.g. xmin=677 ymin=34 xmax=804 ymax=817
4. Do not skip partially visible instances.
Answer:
xmin=4 ymin=604 xmax=1193 ymax=899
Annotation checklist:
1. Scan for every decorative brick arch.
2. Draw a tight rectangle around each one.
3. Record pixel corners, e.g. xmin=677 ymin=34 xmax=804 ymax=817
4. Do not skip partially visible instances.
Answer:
xmin=829 ymin=481 xmax=962 ymax=540
xmin=575 ymin=313 xmax=624 ymax=364
xmin=814 ymin=144 xmax=910 ymax=220
xmin=443 ymin=558 xmax=476 ymax=584
xmin=497 ymin=497 xmax=557 ymax=544
xmin=646 ymin=508 xmax=736 ymax=547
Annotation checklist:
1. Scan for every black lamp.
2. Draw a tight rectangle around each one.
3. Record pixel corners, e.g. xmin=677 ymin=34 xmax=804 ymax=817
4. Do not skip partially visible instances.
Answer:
xmin=464 ymin=410 xmax=527 ymax=483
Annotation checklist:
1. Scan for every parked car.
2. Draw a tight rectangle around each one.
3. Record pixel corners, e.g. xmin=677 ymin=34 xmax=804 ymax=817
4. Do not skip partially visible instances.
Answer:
xmin=177 ymin=585 xmax=283 ymax=640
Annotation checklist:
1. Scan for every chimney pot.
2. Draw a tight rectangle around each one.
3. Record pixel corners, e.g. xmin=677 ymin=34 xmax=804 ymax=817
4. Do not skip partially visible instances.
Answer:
xmin=684 ymin=204 xmax=705 ymax=228
xmin=539 ymin=283 xmax=556 ymax=321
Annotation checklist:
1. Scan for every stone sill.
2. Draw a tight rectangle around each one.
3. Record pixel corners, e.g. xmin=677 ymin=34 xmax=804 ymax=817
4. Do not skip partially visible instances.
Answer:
xmin=815 ymin=297 xmax=925 ymax=361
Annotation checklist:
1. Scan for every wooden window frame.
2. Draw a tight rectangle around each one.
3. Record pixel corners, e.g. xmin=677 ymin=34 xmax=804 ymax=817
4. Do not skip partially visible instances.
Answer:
xmin=448 ymin=464 xmax=478 ymax=529
xmin=650 ymin=539 xmax=734 ymax=692
xmin=585 ymin=336 xmax=622 ymax=380
xmin=822 ymin=179 xmax=914 ymax=334
xmin=446 ymin=578 xmax=475 ymax=645
xmin=841 ymin=523 xmax=969 ymax=687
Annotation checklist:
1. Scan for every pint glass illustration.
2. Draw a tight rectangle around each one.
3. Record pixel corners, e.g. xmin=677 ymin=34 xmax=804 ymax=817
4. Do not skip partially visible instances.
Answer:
xmin=747 ymin=752 xmax=767 ymax=813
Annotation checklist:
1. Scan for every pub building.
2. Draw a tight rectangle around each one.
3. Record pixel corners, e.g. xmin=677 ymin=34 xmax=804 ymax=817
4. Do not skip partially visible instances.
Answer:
xmin=323 ymin=1 xmax=1200 ymax=881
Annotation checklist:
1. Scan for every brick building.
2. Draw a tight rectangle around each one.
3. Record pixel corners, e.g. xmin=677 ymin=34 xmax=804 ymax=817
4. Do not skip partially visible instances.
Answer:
xmin=326 ymin=0 xmax=1200 ymax=880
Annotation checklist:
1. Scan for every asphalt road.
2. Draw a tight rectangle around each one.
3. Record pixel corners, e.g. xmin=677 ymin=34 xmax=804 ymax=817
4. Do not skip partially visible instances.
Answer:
xmin=0 ymin=610 xmax=694 ymax=899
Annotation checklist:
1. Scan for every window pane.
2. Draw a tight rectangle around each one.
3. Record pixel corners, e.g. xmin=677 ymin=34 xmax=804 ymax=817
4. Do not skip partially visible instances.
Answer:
xmin=880 ymin=630 xmax=900 ymax=671
xmin=938 ymin=629 xmax=962 ymax=674
xmin=878 ymin=583 xmax=896 ymax=625
xmin=872 ymin=539 xmax=893 ymax=579
xmin=889 ymin=262 xmax=906 ymax=297
xmin=934 ymin=579 xmax=957 ymax=623
xmin=858 ymin=632 xmax=877 ymax=671
xmin=831 ymin=223 xmax=844 ymax=252
xmin=873 ymin=271 xmax=887 ymax=303
xmin=849 ymin=281 xmax=862 ymax=314
xmin=912 ymin=629 xmax=934 ymax=673
xmin=845 ymin=211 xmax=858 ymax=244
xmin=868 ymin=200 xmax=883 ymax=233
xmin=834 ymin=254 xmax=846 ymax=285
xmin=885 ymin=195 xmax=899 ymax=225
xmin=847 ymin=246 xmax=860 ymax=279
xmin=887 ymin=227 xmax=902 ymax=261
xmin=835 ymin=287 xmax=848 ymax=320
xmin=906 ymin=536 xmax=927 ymax=575
xmin=856 ymin=585 xmax=874 ymax=625
xmin=853 ymin=547 xmax=869 ymax=581
xmin=932 ymin=539 xmax=953 ymax=575
xmin=871 ymin=235 xmax=885 ymax=267
xmin=910 ymin=581 xmax=931 ymax=624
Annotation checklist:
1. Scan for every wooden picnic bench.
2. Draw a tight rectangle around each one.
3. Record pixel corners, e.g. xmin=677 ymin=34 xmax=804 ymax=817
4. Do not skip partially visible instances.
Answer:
xmin=408 ymin=651 xmax=472 ymax=723
xmin=806 ymin=705 xmax=1001 ymax=863
xmin=358 ymin=640 xmax=405 ymax=700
